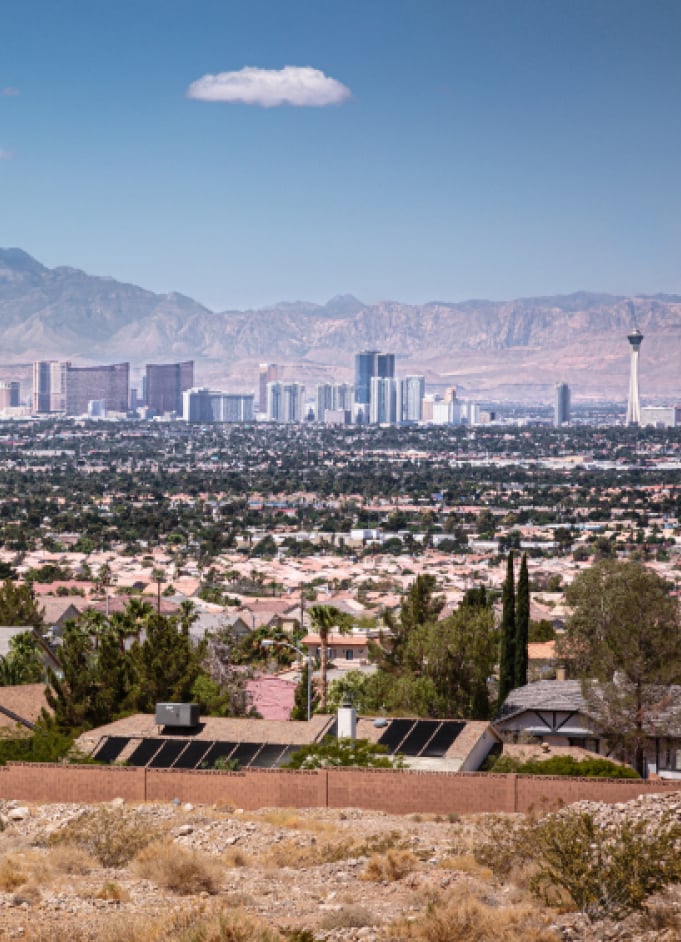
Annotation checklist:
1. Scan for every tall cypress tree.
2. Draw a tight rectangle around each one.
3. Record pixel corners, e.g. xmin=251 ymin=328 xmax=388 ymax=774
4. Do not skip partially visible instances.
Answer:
xmin=514 ymin=552 xmax=529 ymax=688
xmin=497 ymin=551 xmax=516 ymax=710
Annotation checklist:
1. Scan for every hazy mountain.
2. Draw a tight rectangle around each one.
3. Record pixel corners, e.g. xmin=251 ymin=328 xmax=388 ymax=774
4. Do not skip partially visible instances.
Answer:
xmin=1 ymin=248 xmax=680 ymax=401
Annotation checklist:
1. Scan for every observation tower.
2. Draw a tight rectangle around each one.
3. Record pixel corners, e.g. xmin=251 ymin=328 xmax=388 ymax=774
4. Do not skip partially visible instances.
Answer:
xmin=625 ymin=328 xmax=643 ymax=426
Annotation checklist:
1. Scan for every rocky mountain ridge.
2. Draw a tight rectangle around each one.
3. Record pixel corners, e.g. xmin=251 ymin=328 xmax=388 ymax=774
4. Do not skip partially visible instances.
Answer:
xmin=1 ymin=248 xmax=679 ymax=401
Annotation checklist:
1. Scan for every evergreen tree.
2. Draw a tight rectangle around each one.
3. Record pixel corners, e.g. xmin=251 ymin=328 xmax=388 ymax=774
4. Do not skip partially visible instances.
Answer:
xmin=290 ymin=662 xmax=320 ymax=720
xmin=0 ymin=580 xmax=44 ymax=629
xmin=497 ymin=551 xmax=516 ymax=710
xmin=376 ymin=574 xmax=444 ymax=674
xmin=514 ymin=552 xmax=529 ymax=688
xmin=128 ymin=613 xmax=206 ymax=712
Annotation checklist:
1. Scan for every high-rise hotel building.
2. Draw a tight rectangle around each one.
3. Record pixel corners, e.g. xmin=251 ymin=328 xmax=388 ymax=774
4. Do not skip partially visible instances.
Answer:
xmin=33 ymin=361 xmax=129 ymax=415
xmin=146 ymin=361 xmax=194 ymax=416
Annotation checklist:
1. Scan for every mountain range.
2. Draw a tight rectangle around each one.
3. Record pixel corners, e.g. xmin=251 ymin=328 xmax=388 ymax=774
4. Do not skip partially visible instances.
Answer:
xmin=1 ymin=247 xmax=679 ymax=402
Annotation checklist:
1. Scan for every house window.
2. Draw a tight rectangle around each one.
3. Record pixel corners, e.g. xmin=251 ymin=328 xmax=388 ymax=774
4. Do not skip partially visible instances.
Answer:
xmin=345 ymin=650 xmax=353 ymax=661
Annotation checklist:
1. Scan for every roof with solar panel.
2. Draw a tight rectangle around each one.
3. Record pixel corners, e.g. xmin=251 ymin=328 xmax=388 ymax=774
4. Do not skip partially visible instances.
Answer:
xmin=76 ymin=707 xmax=497 ymax=774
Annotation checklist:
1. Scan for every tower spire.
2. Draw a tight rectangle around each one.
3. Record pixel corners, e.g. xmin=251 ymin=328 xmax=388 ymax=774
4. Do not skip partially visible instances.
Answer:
xmin=626 ymin=328 xmax=643 ymax=426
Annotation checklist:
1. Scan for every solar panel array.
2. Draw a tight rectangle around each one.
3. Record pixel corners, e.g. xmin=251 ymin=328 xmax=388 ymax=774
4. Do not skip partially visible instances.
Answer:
xmin=92 ymin=736 xmax=299 ymax=770
xmin=377 ymin=719 xmax=465 ymax=757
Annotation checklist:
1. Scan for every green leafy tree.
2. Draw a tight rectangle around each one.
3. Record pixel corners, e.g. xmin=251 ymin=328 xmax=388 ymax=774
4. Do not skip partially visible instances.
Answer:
xmin=0 ymin=580 xmax=44 ymax=629
xmin=528 ymin=618 xmax=555 ymax=642
xmin=558 ymin=559 xmax=681 ymax=774
xmin=514 ymin=552 xmax=529 ymax=688
xmin=497 ymin=551 xmax=516 ymax=709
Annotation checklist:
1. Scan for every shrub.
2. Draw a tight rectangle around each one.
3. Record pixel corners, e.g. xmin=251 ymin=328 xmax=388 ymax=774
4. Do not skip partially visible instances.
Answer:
xmin=320 ymin=904 xmax=378 ymax=929
xmin=486 ymin=754 xmax=638 ymax=778
xmin=362 ymin=848 xmax=418 ymax=882
xmin=0 ymin=855 xmax=28 ymax=891
xmin=47 ymin=844 xmax=97 ymax=875
xmin=386 ymin=888 xmax=558 ymax=941
xmin=48 ymin=808 xmax=159 ymax=867
xmin=528 ymin=809 xmax=681 ymax=921
xmin=96 ymin=881 xmax=130 ymax=902
xmin=284 ymin=736 xmax=404 ymax=768
xmin=133 ymin=841 xmax=222 ymax=895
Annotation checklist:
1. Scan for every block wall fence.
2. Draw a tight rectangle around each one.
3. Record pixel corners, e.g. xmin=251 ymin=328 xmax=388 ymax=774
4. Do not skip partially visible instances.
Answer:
xmin=1 ymin=763 xmax=680 ymax=813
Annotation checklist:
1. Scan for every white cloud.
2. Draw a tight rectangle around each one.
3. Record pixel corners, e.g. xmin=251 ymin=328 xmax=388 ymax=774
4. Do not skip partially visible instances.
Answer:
xmin=0 ymin=149 xmax=13 ymax=160
xmin=2 ymin=87 xmax=20 ymax=97
xmin=186 ymin=66 xmax=351 ymax=108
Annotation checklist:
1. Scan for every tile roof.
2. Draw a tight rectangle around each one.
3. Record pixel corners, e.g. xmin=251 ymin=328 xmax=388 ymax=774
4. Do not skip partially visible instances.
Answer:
xmin=0 ymin=684 xmax=49 ymax=730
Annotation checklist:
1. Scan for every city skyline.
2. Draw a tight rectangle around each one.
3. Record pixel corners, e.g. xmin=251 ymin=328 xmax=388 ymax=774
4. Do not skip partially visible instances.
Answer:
xmin=2 ymin=2 xmax=681 ymax=309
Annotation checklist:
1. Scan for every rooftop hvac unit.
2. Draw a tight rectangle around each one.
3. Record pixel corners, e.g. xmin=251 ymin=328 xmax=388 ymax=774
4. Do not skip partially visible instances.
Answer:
xmin=155 ymin=703 xmax=200 ymax=729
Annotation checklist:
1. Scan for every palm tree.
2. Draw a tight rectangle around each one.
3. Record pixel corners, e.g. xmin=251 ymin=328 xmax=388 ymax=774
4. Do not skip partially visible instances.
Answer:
xmin=308 ymin=604 xmax=349 ymax=711
xmin=151 ymin=568 xmax=165 ymax=618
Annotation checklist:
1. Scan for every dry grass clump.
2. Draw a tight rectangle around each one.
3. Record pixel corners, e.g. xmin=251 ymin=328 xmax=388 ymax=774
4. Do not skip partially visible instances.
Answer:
xmin=133 ymin=840 xmax=223 ymax=895
xmin=437 ymin=853 xmax=493 ymax=881
xmin=0 ymin=854 xmax=29 ymax=891
xmin=96 ymin=881 xmax=131 ymax=902
xmin=222 ymin=847 xmax=250 ymax=868
xmin=47 ymin=843 xmax=97 ymax=875
xmin=319 ymin=904 xmax=378 ymax=930
xmin=48 ymin=808 xmax=160 ymax=868
xmin=258 ymin=836 xmax=354 ymax=869
xmin=362 ymin=848 xmax=418 ymax=882
xmin=386 ymin=888 xmax=559 ymax=942
xmin=21 ymin=906 xmax=286 ymax=942
xmin=250 ymin=808 xmax=336 ymax=835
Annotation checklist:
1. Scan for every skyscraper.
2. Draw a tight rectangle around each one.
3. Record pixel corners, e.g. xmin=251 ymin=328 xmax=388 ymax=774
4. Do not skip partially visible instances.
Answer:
xmin=626 ymin=328 xmax=643 ymax=426
xmin=258 ymin=363 xmax=278 ymax=413
xmin=267 ymin=382 xmax=304 ymax=422
xmin=315 ymin=382 xmax=354 ymax=421
xmin=369 ymin=376 xmax=399 ymax=424
xmin=554 ymin=382 xmax=570 ymax=427
xmin=0 ymin=382 xmax=20 ymax=410
xmin=65 ymin=363 xmax=129 ymax=415
xmin=354 ymin=351 xmax=378 ymax=411
xmin=146 ymin=361 xmax=194 ymax=416
xmin=401 ymin=375 xmax=425 ymax=423
xmin=183 ymin=388 xmax=254 ymax=423
xmin=354 ymin=350 xmax=395 ymax=422
xmin=33 ymin=361 xmax=68 ymax=413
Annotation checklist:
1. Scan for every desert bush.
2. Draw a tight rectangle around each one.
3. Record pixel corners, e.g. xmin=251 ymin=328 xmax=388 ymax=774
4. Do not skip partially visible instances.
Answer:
xmin=473 ymin=815 xmax=533 ymax=878
xmin=386 ymin=888 xmax=558 ymax=941
xmin=96 ymin=881 xmax=130 ymax=902
xmin=0 ymin=854 xmax=28 ymax=891
xmin=222 ymin=847 xmax=250 ymax=868
xmin=362 ymin=848 xmax=418 ymax=882
xmin=528 ymin=809 xmax=681 ymax=921
xmin=133 ymin=840 xmax=222 ymax=895
xmin=320 ymin=904 xmax=378 ymax=929
xmin=48 ymin=808 xmax=159 ymax=868
xmin=47 ymin=844 xmax=97 ymax=875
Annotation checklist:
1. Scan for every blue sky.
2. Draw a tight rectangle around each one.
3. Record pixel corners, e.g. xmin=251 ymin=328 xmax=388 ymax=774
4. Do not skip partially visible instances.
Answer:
xmin=1 ymin=0 xmax=680 ymax=310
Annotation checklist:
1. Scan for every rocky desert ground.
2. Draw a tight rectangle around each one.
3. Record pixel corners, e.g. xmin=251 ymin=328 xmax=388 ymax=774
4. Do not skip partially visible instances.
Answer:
xmin=0 ymin=794 xmax=678 ymax=941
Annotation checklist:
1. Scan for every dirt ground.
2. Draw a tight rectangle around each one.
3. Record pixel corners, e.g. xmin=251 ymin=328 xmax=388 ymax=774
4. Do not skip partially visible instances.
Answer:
xmin=0 ymin=797 xmax=677 ymax=941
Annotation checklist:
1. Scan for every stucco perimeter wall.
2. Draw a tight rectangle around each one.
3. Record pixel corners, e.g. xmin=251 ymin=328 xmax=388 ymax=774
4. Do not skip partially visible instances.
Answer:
xmin=0 ymin=764 xmax=680 ymax=812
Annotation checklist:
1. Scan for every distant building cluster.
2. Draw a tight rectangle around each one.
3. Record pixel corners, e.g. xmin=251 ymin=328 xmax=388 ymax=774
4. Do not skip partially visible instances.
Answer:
xmin=0 ymin=327 xmax=673 ymax=426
